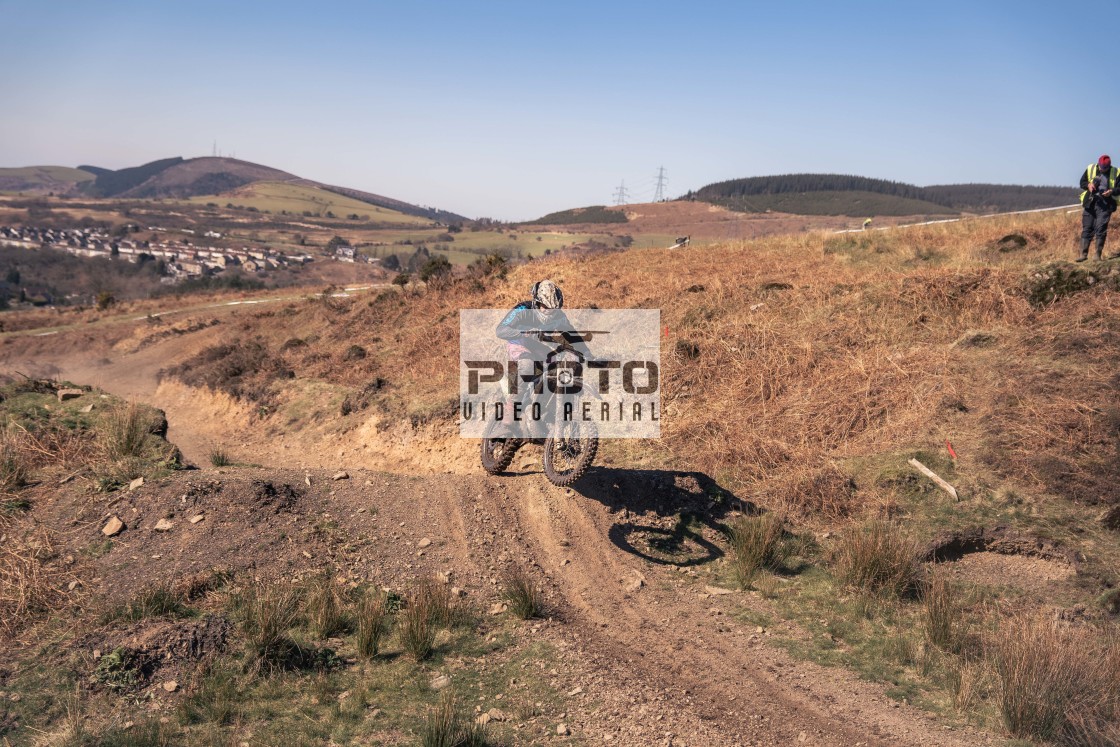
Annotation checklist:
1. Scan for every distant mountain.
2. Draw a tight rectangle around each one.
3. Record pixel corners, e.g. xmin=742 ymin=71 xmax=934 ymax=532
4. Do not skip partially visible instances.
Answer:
xmin=83 ymin=156 xmax=188 ymax=197
xmin=689 ymin=174 xmax=1076 ymax=216
xmin=0 ymin=156 xmax=468 ymax=222
xmin=103 ymin=157 xmax=295 ymax=199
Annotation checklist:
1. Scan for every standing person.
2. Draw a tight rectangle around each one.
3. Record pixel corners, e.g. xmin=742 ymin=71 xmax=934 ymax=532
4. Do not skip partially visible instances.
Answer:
xmin=1078 ymin=155 xmax=1118 ymax=261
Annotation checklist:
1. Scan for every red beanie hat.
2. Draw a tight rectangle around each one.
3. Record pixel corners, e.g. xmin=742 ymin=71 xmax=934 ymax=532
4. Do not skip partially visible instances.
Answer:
xmin=1100 ymin=155 xmax=1111 ymax=168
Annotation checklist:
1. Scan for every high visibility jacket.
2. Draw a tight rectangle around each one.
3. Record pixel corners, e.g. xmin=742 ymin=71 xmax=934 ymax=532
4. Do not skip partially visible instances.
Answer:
xmin=1080 ymin=164 xmax=1119 ymax=206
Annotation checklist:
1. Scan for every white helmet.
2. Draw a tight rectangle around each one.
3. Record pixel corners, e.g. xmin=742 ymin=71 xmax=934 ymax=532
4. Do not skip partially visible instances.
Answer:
xmin=531 ymin=279 xmax=564 ymax=309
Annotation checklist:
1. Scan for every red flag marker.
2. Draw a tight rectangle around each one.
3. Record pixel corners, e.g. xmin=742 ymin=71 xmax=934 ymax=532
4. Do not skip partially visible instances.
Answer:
xmin=945 ymin=440 xmax=958 ymax=460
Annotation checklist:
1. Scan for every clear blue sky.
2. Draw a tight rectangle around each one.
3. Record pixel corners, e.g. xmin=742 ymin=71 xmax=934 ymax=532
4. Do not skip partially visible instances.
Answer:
xmin=1 ymin=1 xmax=1113 ymax=220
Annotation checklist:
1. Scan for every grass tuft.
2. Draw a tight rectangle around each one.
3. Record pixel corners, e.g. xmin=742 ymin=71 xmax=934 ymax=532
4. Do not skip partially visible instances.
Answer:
xmin=421 ymin=693 xmax=495 ymax=747
xmin=831 ymin=519 xmax=920 ymax=598
xmin=237 ymin=583 xmax=303 ymax=675
xmin=921 ymin=568 xmax=961 ymax=651
xmin=355 ymin=588 xmax=390 ymax=659
xmin=179 ymin=663 xmax=241 ymax=726
xmin=103 ymin=583 xmax=190 ymax=623
xmin=988 ymin=616 xmax=1120 ymax=745
xmin=416 ymin=575 xmax=455 ymax=629
xmin=101 ymin=402 xmax=149 ymax=460
xmin=303 ymin=574 xmax=348 ymax=640
xmin=208 ymin=448 xmax=233 ymax=467
xmin=500 ymin=567 xmax=544 ymax=620
xmin=726 ymin=512 xmax=788 ymax=589
xmin=400 ymin=587 xmax=437 ymax=661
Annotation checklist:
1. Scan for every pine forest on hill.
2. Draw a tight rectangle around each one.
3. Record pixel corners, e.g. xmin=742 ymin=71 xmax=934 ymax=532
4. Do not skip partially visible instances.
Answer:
xmin=691 ymin=174 xmax=1076 ymax=216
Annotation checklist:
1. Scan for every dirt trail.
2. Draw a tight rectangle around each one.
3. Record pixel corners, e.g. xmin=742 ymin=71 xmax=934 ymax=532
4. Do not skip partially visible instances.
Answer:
xmin=1 ymin=328 xmax=992 ymax=745
xmin=464 ymin=474 xmax=984 ymax=746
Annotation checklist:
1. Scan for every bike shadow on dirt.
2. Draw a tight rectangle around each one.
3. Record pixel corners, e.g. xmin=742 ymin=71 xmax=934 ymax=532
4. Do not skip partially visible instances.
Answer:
xmin=571 ymin=466 xmax=755 ymax=569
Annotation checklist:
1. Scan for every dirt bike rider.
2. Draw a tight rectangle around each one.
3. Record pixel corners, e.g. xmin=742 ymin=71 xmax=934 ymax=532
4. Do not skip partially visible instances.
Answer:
xmin=492 ymin=280 xmax=567 ymax=436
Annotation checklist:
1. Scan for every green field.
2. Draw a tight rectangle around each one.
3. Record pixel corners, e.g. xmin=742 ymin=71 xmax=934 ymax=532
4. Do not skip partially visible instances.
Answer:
xmin=185 ymin=181 xmax=429 ymax=225
xmin=353 ymin=230 xmax=682 ymax=268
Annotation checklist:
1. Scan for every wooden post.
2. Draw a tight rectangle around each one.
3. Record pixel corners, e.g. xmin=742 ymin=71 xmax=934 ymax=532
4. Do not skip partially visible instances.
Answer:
xmin=908 ymin=458 xmax=959 ymax=501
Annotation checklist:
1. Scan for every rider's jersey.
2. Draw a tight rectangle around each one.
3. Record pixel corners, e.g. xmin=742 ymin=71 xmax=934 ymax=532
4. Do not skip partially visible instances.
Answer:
xmin=496 ymin=301 xmax=541 ymax=360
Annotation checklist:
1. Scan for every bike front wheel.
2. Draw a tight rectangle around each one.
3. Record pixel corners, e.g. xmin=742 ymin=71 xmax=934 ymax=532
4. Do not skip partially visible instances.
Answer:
xmin=542 ymin=420 xmax=598 ymax=487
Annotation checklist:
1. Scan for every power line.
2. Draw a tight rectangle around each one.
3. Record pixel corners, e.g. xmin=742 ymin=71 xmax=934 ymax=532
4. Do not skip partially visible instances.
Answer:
xmin=613 ymin=180 xmax=630 ymax=206
xmin=653 ymin=166 xmax=667 ymax=202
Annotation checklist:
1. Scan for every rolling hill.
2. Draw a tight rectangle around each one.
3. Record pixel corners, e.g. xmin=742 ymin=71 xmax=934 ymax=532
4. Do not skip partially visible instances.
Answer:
xmin=109 ymin=157 xmax=295 ymax=199
xmin=186 ymin=180 xmax=429 ymax=224
xmin=690 ymin=173 xmax=1075 ymax=216
xmin=0 ymin=165 xmax=96 ymax=194
xmin=0 ymin=156 xmax=468 ymax=222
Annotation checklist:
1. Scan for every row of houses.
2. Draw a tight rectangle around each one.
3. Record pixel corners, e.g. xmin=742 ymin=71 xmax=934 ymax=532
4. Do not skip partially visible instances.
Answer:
xmin=0 ymin=225 xmax=316 ymax=281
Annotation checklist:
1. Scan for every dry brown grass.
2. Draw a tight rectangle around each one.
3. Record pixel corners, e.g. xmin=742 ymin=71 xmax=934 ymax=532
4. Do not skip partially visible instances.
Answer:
xmin=0 ymin=427 xmax=31 ymax=494
xmin=298 ymin=213 xmax=1098 ymax=493
xmin=988 ymin=616 xmax=1120 ymax=745
xmin=768 ymin=464 xmax=861 ymax=520
xmin=0 ymin=525 xmax=70 ymax=640
xmin=1 ymin=421 xmax=92 ymax=497
xmin=150 ymin=210 xmax=1118 ymax=525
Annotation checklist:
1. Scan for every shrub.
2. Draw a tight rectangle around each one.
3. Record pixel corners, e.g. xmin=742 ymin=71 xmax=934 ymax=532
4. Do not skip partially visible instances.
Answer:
xmin=988 ymin=616 xmax=1120 ymax=745
xmin=343 ymin=344 xmax=367 ymax=362
xmin=355 ymin=589 xmax=389 ymax=659
xmin=831 ymin=520 xmax=920 ymax=598
xmin=93 ymin=647 xmax=144 ymax=692
xmin=419 ymin=255 xmax=452 ymax=283
xmin=726 ymin=513 xmax=788 ymax=589
xmin=500 ymin=567 xmax=543 ymax=620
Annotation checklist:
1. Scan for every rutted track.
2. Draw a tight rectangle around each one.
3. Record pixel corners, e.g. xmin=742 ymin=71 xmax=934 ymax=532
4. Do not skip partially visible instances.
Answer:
xmin=453 ymin=473 xmax=985 ymax=746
